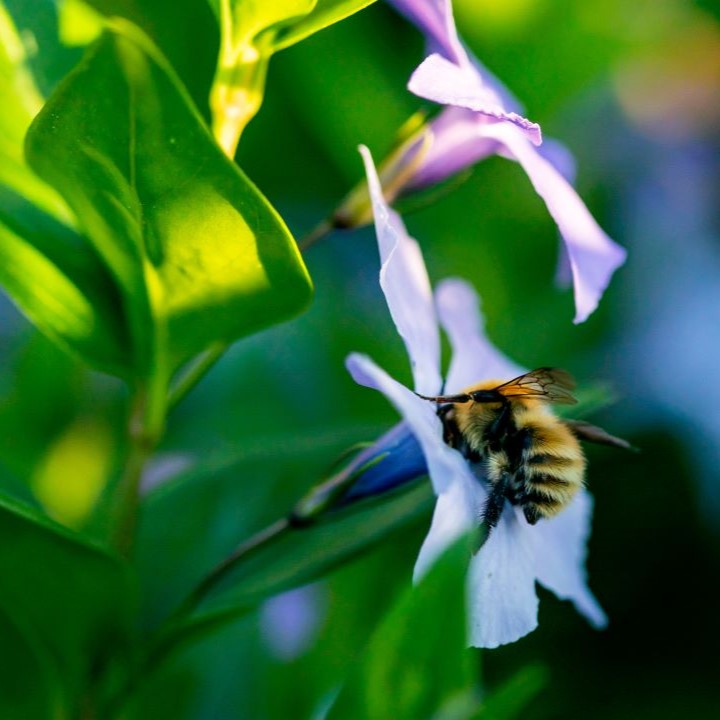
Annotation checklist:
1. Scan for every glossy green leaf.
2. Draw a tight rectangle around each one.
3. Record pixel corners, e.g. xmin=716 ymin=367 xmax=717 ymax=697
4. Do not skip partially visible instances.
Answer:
xmin=328 ymin=534 xmax=476 ymax=720
xmin=0 ymin=2 xmax=73 ymax=223
xmin=0 ymin=2 xmax=132 ymax=375
xmin=83 ymin=0 xmax=219 ymax=116
xmin=26 ymin=21 xmax=312 ymax=398
xmin=208 ymin=0 xmax=377 ymax=152
xmin=136 ymin=424 xmax=387 ymax=629
xmin=145 ymin=476 xmax=432 ymax=655
xmin=194 ymin=480 xmax=433 ymax=620
xmin=214 ymin=0 xmax=317 ymax=42
xmin=271 ymin=0 xmax=378 ymax=51
xmin=0 ymin=490 xmax=133 ymax=714
xmin=0 ymin=212 xmax=132 ymax=376
xmin=209 ymin=0 xmax=377 ymax=50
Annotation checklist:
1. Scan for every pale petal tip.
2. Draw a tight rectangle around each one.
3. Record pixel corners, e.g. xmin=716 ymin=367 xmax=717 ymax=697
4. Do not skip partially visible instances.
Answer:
xmin=344 ymin=352 xmax=374 ymax=388
xmin=572 ymin=241 xmax=628 ymax=324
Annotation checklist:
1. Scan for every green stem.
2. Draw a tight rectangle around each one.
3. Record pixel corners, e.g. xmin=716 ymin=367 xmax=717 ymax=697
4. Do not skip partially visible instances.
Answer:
xmin=111 ymin=386 xmax=160 ymax=557
xmin=169 ymin=517 xmax=290 ymax=622
xmin=167 ymin=342 xmax=229 ymax=412
xmin=298 ymin=218 xmax=333 ymax=252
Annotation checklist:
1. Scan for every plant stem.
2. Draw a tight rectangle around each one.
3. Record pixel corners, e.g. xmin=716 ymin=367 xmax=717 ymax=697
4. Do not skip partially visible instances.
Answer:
xmin=172 ymin=517 xmax=291 ymax=620
xmin=167 ymin=342 xmax=229 ymax=412
xmin=298 ymin=218 xmax=333 ymax=251
xmin=111 ymin=386 xmax=159 ymax=557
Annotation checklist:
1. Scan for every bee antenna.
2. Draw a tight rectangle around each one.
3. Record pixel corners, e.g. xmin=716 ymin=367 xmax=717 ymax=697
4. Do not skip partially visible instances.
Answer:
xmin=414 ymin=391 xmax=471 ymax=404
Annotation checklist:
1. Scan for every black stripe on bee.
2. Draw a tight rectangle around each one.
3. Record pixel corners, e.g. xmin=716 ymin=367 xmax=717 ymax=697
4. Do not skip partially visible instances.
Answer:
xmin=522 ymin=488 xmax=560 ymax=505
xmin=527 ymin=473 xmax=569 ymax=489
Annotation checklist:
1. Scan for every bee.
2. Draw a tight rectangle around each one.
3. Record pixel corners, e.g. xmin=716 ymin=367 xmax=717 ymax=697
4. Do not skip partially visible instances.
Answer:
xmin=417 ymin=368 xmax=632 ymax=530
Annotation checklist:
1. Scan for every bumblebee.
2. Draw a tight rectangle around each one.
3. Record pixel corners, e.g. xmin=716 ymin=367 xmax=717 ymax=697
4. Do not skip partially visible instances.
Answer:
xmin=418 ymin=368 xmax=631 ymax=529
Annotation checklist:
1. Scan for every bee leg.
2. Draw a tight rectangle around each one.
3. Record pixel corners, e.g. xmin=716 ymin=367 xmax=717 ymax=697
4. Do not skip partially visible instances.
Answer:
xmin=482 ymin=473 xmax=510 ymax=532
xmin=484 ymin=400 xmax=516 ymax=452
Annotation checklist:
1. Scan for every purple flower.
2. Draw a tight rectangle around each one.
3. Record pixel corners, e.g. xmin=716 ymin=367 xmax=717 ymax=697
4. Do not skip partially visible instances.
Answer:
xmin=384 ymin=0 xmax=627 ymax=323
xmin=346 ymin=146 xmax=607 ymax=648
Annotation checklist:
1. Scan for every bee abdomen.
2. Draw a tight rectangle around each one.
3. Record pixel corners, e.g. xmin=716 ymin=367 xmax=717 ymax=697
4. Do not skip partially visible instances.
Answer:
xmin=524 ymin=451 xmax=584 ymax=489
xmin=526 ymin=452 xmax=575 ymax=467
xmin=521 ymin=487 xmax=567 ymax=525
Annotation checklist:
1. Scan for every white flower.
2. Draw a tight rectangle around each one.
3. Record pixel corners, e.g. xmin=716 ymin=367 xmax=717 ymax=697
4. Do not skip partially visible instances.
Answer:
xmin=346 ymin=146 xmax=607 ymax=648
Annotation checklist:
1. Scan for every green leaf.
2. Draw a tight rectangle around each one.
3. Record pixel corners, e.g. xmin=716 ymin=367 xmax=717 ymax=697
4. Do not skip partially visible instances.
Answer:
xmin=83 ymin=0 xmax=220 ymax=117
xmin=211 ymin=0 xmax=377 ymax=51
xmin=208 ymin=0 xmax=377 ymax=152
xmin=219 ymin=0 xmax=317 ymax=42
xmin=0 ymin=490 xmax=133 ymax=714
xmin=196 ymin=480 xmax=433 ymax=619
xmin=328 ymin=534 xmax=476 ymax=720
xmin=0 ymin=209 xmax=132 ymax=376
xmin=0 ymin=2 xmax=73 ymax=223
xmin=136 ymin=424 xmax=386 ymax=628
xmin=146 ymin=478 xmax=433 ymax=659
xmin=271 ymin=0 xmax=378 ymax=51
xmin=26 ymin=20 xmax=312 ymax=409
xmin=0 ymin=2 xmax=132 ymax=375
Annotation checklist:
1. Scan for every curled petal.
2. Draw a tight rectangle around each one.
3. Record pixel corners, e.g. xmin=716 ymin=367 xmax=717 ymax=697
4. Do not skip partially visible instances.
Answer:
xmin=479 ymin=122 xmax=627 ymax=323
xmin=359 ymin=145 xmax=442 ymax=395
xmin=435 ymin=278 xmax=525 ymax=393
xmin=388 ymin=0 xmax=524 ymax=114
xmin=346 ymin=353 xmax=474 ymax=495
xmin=408 ymin=54 xmax=541 ymax=146
xmin=468 ymin=505 xmax=539 ymax=648
xmin=533 ymin=490 xmax=608 ymax=629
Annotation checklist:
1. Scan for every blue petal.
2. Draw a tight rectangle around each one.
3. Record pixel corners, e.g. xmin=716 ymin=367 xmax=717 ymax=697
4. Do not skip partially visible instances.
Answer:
xmin=346 ymin=353 xmax=473 ymax=496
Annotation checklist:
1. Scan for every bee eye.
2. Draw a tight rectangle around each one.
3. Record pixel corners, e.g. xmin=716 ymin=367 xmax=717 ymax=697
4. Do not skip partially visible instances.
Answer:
xmin=471 ymin=390 xmax=501 ymax=403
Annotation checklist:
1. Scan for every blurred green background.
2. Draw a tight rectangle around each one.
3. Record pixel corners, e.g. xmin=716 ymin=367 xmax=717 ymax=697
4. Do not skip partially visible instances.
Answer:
xmin=2 ymin=0 xmax=720 ymax=717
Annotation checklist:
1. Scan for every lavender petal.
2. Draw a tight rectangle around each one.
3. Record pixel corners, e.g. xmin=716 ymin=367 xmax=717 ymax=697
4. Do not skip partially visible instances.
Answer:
xmin=408 ymin=54 xmax=542 ymax=146
xmin=480 ymin=122 xmax=627 ymax=323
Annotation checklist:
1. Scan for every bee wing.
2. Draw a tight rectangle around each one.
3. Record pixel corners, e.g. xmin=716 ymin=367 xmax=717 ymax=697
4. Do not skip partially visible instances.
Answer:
xmin=494 ymin=367 xmax=578 ymax=405
xmin=564 ymin=419 xmax=637 ymax=451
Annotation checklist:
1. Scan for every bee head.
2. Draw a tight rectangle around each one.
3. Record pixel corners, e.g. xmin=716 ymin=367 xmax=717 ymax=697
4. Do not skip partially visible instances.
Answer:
xmin=469 ymin=389 xmax=505 ymax=404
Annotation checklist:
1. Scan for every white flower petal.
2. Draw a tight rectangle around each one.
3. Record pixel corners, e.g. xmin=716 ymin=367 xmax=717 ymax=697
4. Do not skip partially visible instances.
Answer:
xmin=346 ymin=352 xmax=474 ymax=496
xmin=479 ymin=122 xmax=627 ymax=323
xmin=408 ymin=54 xmax=541 ymax=146
xmin=468 ymin=505 xmax=539 ymax=648
xmin=359 ymin=146 xmax=442 ymax=395
xmin=435 ymin=278 xmax=525 ymax=394
xmin=533 ymin=490 xmax=608 ymax=629
xmin=413 ymin=477 xmax=481 ymax=582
